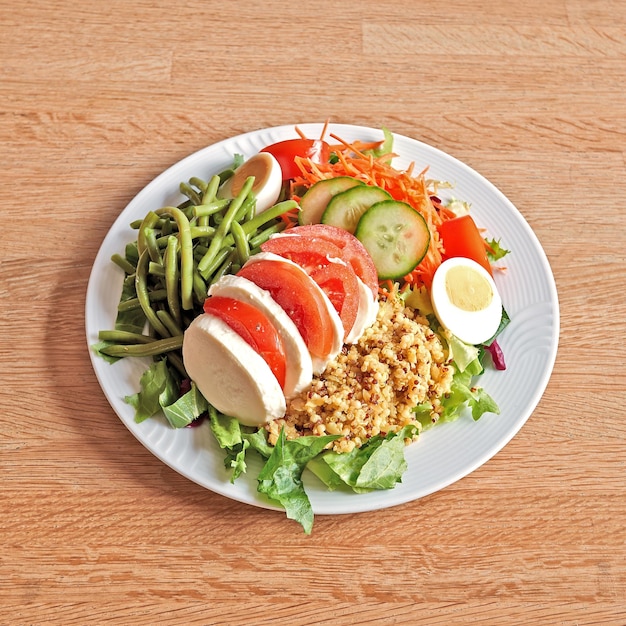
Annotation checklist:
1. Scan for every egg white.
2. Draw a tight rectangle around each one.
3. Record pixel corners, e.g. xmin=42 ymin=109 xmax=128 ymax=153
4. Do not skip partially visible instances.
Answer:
xmin=430 ymin=257 xmax=502 ymax=346
xmin=217 ymin=152 xmax=282 ymax=214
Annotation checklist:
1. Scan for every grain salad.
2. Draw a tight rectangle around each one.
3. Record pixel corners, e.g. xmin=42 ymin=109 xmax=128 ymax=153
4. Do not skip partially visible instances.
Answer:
xmin=266 ymin=292 xmax=454 ymax=453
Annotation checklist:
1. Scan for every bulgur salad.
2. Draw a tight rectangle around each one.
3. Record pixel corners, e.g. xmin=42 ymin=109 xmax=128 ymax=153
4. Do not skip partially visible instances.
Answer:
xmin=92 ymin=125 xmax=511 ymax=533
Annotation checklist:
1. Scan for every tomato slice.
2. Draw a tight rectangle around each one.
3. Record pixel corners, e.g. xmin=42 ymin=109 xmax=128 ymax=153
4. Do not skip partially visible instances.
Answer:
xmin=203 ymin=295 xmax=287 ymax=389
xmin=237 ymin=259 xmax=336 ymax=359
xmin=260 ymin=236 xmax=359 ymax=339
xmin=309 ymin=263 xmax=359 ymax=340
xmin=276 ymin=224 xmax=380 ymax=297
xmin=261 ymin=139 xmax=330 ymax=180
xmin=437 ymin=215 xmax=493 ymax=276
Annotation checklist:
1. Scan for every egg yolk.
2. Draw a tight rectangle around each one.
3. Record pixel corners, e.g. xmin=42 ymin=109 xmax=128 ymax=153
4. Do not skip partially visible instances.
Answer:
xmin=445 ymin=265 xmax=493 ymax=312
xmin=230 ymin=153 xmax=273 ymax=196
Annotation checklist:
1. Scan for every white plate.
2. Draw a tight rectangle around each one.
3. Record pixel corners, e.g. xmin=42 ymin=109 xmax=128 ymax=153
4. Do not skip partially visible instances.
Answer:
xmin=86 ymin=123 xmax=559 ymax=515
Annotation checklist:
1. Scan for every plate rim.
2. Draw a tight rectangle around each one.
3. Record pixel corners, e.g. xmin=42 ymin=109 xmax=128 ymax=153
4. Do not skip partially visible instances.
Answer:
xmin=86 ymin=122 xmax=560 ymax=516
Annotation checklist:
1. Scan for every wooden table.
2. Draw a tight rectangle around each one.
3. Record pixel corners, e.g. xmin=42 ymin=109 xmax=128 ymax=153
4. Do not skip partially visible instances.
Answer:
xmin=2 ymin=1 xmax=625 ymax=624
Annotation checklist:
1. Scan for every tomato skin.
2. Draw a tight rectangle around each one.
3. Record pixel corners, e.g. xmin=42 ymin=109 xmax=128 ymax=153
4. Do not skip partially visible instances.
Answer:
xmin=309 ymin=262 xmax=359 ymax=340
xmin=279 ymin=224 xmax=380 ymax=297
xmin=437 ymin=215 xmax=493 ymax=276
xmin=237 ymin=259 xmax=336 ymax=359
xmin=261 ymin=235 xmax=343 ymax=273
xmin=261 ymin=139 xmax=330 ymax=180
xmin=260 ymin=235 xmax=359 ymax=340
xmin=203 ymin=295 xmax=286 ymax=389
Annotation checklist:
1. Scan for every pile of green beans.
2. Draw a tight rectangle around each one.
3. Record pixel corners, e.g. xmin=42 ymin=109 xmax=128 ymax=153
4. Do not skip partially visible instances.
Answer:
xmin=98 ymin=170 xmax=297 ymax=377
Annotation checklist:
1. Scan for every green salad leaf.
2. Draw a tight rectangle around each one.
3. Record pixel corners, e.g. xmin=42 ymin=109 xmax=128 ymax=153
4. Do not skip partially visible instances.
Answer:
xmin=309 ymin=424 xmax=419 ymax=493
xmin=364 ymin=126 xmax=394 ymax=160
xmin=162 ymin=383 xmax=208 ymax=428
xmin=414 ymin=360 xmax=499 ymax=430
xmin=124 ymin=359 xmax=178 ymax=423
xmin=485 ymin=237 xmax=511 ymax=262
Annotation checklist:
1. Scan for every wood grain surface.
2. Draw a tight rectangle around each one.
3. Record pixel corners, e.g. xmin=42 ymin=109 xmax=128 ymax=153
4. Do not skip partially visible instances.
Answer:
xmin=1 ymin=0 xmax=625 ymax=624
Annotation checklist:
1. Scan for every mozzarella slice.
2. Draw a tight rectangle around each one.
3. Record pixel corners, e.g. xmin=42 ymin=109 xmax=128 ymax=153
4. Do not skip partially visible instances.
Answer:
xmin=182 ymin=313 xmax=286 ymax=427
xmin=208 ymin=274 xmax=313 ymax=398
xmin=243 ymin=252 xmax=344 ymax=375
xmin=345 ymin=276 xmax=380 ymax=343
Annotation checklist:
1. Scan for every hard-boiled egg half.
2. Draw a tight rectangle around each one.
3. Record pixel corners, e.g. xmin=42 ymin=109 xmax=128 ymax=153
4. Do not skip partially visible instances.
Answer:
xmin=430 ymin=257 xmax=502 ymax=345
xmin=217 ymin=152 xmax=283 ymax=214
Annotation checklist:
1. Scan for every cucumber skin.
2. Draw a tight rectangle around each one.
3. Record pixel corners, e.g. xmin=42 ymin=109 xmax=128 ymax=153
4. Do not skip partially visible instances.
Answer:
xmin=354 ymin=200 xmax=431 ymax=280
xmin=298 ymin=176 xmax=363 ymax=225
xmin=321 ymin=185 xmax=391 ymax=233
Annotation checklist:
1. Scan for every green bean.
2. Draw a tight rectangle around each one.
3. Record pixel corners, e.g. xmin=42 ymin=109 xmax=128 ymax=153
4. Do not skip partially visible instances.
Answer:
xmin=192 ymin=270 xmax=207 ymax=303
xmin=179 ymin=181 xmax=202 ymax=206
xmin=131 ymin=216 xmax=171 ymax=230
xmin=201 ymin=175 xmax=221 ymax=205
xmin=98 ymin=330 xmax=156 ymax=344
xmin=235 ymin=195 xmax=256 ymax=222
xmin=231 ymin=219 xmax=249 ymax=265
xmin=218 ymin=168 xmax=235 ymax=184
xmin=111 ymin=253 xmax=136 ymax=275
xmin=118 ymin=289 xmax=168 ymax=312
xmin=245 ymin=195 xmax=256 ymax=221
xmin=161 ymin=216 xmax=173 ymax=236
xmin=155 ymin=226 xmax=216 ymax=249
xmin=196 ymin=176 xmax=220 ymax=247
xmin=137 ymin=211 xmax=160 ymax=257
xmin=248 ymin=222 xmax=286 ymax=249
xmin=197 ymin=245 xmax=232 ymax=281
xmin=189 ymin=226 xmax=217 ymax=239
xmin=189 ymin=177 xmax=208 ymax=195
xmin=209 ymin=249 xmax=236 ymax=285
xmin=197 ymin=176 xmax=255 ymax=276
xmin=241 ymin=200 xmax=298 ymax=236
xmin=156 ymin=309 xmax=183 ymax=336
xmin=155 ymin=206 xmax=194 ymax=311
xmin=193 ymin=198 xmax=229 ymax=218
xmin=164 ymin=235 xmax=181 ymax=325
xmin=167 ymin=352 xmax=187 ymax=378
xmin=148 ymin=261 xmax=165 ymax=277
xmin=135 ymin=249 xmax=171 ymax=338
xmin=146 ymin=228 xmax=163 ymax=264
xmin=100 ymin=335 xmax=183 ymax=358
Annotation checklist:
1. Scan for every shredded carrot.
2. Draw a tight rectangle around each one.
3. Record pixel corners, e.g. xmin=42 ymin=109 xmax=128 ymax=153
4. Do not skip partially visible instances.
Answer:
xmin=378 ymin=279 xmax=395 ymax=296
xmin=290 ymin=136 xmax=456 ymax=287
xmin=278 ymin=206 xmax=300 ymax=228
xmin=319 ymin=119 xmax=330 ymax=141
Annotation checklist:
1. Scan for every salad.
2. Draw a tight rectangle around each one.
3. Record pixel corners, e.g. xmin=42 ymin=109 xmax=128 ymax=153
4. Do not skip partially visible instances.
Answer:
xmin=93 ymin=125 xmax=510 ymax=533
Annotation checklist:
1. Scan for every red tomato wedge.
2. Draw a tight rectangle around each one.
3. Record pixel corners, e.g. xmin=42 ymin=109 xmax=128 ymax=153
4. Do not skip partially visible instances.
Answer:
xmin=261 ymin=139 xmax=330 ymax=181
xmin=237 ymin=259 xmax=336 ymax=360
xmin=260 ymin=236 xmax=360 ymax=339
xmin=280 ymin=224 xmax=379 ymax=297
xmin=203 ymin=295 xmax=287 ymax=389
xmin=438 ymin=215 xmax=493 ymax=276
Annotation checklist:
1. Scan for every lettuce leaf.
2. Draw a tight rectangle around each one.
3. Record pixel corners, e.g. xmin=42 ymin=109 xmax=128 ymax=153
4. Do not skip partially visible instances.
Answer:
xmin=257 ymin=429 xmax=340 ymax=534
xmin=124 ymin=359 xmax=178 ymax=423
xmin=364 ymin=126 xmax=394 ymax=160
xmin=309 ymin=425 xmax=419 ymax=493
xmin=485 ymin=238 xmax=511 ymax=262
xmin=162 ymin=383 xmax=208 ymax=428
xmin=413 ymin=361 xmax=499 ymax=430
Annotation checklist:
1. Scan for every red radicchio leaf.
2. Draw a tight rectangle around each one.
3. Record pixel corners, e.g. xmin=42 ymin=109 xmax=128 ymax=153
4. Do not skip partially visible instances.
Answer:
xmin=484 ymin=339 xmax=506 ymax=370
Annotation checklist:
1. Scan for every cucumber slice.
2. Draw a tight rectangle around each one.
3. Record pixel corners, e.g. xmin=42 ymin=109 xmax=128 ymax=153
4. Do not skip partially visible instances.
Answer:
xmin=321 ymin=185 xmax=391 ymax=233
xmin=354 ymin=200 xmax=431 ymax=280
xmin=298 ymin=176 xmax=363 ymax=225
